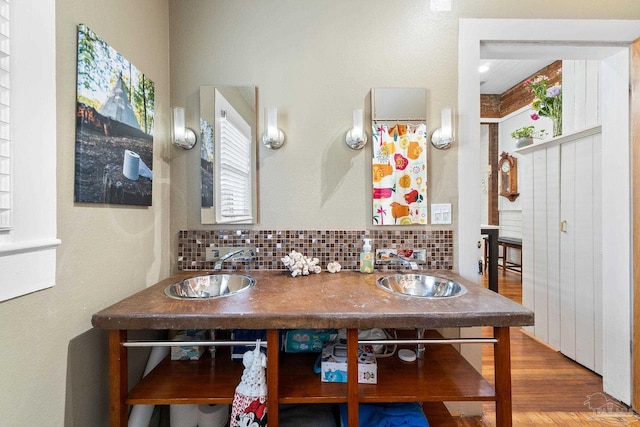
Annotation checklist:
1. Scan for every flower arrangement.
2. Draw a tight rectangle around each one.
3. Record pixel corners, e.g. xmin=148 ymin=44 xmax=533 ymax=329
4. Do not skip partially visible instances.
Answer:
xmin=524 ymin=70 xmax=563 ymax=137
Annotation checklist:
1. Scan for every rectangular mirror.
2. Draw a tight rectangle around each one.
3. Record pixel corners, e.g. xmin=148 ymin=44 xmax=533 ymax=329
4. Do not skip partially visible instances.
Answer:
xmin=371 ymin=87 xmax=426 ymax=121
xmin=370 ymin=88 xmax=428 ymax=225
xmin=200 ymin=86 xmax=257 ymax=224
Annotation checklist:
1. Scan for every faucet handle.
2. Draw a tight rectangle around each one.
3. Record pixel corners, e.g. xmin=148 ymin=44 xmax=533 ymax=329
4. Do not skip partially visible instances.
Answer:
xmin=232 ymin=248 xmax=256 ymax=263
xmin=375 ymin=248 xmax=424 ymax=269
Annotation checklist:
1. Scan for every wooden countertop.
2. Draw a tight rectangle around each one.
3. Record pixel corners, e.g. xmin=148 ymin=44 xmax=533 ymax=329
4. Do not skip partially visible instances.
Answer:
xmin=91 ymin=270 xmax=534 ymax=331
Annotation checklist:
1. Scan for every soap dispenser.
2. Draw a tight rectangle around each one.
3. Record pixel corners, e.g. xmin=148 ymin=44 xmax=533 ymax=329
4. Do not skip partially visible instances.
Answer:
xmin=360 ymin=238 xmax=374 ymax=274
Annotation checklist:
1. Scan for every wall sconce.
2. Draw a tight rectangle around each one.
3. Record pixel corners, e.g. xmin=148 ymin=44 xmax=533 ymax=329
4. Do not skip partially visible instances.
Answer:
xmin=262 ymin=107 xmax=285 ymax=149
xmin=345 ymin=108 xmax=367 ymax=150
xmin=171 ymin=107 xmax=197 ymax=149
xmin=430 ymin=107 xmax=454 ymax=149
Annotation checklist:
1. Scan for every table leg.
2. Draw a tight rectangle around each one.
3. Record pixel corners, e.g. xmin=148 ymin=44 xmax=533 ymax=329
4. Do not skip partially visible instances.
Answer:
xmin=267 ymin=329 xmax=280 ymax=426
xmin=481 ymin=227 xmax=499 ymax=293
xmin=502 ymin=245 xmax=507 ymax=275
xmin=109 ymin=330 xmax=128 ymax=427
xmin=347 ymin=328 xmax=359 ymax=427
xmin=494 ymin=327 xmax=513 ymax=427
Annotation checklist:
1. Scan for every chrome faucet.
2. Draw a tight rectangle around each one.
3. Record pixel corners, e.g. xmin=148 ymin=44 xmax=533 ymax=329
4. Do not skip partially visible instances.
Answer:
xmin=388 ymin=252 xmax=412 ymax=267
xmin=213 ymin=248 xmax=256 ymax=270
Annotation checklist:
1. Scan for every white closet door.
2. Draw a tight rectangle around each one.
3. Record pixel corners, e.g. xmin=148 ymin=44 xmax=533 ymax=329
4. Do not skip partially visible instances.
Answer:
xmin=559 ymin=135 xmax=602 ymax=374
xmin=532 ymin=149 xmax=549 ymax=342
xmin=560 ymin=141 xmax=577 ymax=361
xmin=592 ymin=135 xmax=603 ymax=375
xmin=520 ymin=152 xmax=534 ymax=335
xmin=573 ymin=138 xmax=595 ymax=370
xmin=546 ymin=146 xmax=561 ymax=350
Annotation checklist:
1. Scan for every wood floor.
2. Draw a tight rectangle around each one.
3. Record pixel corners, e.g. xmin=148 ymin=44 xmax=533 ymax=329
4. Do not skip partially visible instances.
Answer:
xmin=448 ymin=270 xmax=640 ymax=426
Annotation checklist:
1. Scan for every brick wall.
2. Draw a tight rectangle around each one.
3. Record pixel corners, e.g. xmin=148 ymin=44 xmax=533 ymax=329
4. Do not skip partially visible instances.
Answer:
xmin=481 ymin=60 xmax=562 ymax=118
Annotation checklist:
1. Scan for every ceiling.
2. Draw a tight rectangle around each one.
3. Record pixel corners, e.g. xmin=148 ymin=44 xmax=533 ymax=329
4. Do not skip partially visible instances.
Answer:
xmin=477 ymin=41 xmax=627 ymax=95
xmin=479 ymin=59 xmax=555 ymax=95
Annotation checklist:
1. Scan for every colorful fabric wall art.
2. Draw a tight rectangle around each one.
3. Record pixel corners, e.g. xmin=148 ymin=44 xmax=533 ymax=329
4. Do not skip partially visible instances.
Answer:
xmin=372 ymin=123 xmax=428 ymax=225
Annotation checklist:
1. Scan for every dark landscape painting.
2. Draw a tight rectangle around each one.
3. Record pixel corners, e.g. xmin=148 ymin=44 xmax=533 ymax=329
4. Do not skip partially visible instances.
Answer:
xmin=74 ymin=24 xmax=155 ymax=206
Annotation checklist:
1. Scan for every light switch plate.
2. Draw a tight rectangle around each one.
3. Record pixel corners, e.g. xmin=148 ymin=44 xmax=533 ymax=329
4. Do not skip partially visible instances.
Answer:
xmin=431 ymin=203 xmax=452 ymax=225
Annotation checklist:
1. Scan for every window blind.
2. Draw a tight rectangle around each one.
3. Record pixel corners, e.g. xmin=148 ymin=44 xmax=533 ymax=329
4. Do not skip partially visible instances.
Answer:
xmin=219 ymin=116 xmax=251 ymax=219
xmin=0 ymin=0 xmax=10 ymax=230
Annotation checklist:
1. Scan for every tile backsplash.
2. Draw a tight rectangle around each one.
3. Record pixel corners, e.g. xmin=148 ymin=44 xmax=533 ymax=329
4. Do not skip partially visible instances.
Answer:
xmin=178 ymin=229 xmax=453 ymax=271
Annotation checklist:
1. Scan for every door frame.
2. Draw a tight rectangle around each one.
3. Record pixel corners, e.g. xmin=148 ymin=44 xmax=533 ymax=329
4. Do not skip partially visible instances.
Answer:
xmin=631 ymin=35 xmax=640 ymax=412
xmin=458 ymin=19 xmax=640 ymax=406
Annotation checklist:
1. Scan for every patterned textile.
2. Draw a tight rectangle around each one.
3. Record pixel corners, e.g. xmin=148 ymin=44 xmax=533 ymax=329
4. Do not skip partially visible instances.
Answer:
xmin=230 ymin=341 xmax=268 ymax=427
xmin=372 ymin=123 xmax=428 ymax=225
xmin=231 ymin=395 xmax=267 ymax=427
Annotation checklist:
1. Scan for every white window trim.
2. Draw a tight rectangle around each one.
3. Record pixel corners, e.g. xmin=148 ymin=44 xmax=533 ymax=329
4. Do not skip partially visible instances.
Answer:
xmin=0 ymin=0 xmax=9 ymax=230
xmin=0 ymin=0 xmax=58 ymax=302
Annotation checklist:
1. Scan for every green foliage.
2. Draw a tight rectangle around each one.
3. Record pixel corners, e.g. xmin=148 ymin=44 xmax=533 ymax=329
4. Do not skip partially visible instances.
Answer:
xmin=511 ymin=126 xmax=547 ymax=140
xmin=76 ymin=24 xmax=155 ymax=135
xmin=132 ymin=75 xmax=155 ymax=135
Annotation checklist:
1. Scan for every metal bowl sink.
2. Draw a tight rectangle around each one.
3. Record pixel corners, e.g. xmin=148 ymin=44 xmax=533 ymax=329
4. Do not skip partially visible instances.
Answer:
xmin=376 ymin=274 xmax=467 ymax=298
xmin=164 ymin=274 xmax=255 ymax=299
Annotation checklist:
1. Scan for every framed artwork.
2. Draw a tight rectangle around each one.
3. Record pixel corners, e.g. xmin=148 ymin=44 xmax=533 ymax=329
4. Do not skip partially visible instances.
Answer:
xmin=74 ymin=24 xmax=155 ymax=206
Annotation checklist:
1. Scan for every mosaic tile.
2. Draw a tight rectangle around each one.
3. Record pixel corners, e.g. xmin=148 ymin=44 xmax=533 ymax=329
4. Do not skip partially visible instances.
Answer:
xmin=178 ymin=229 xmax=453 ymax=271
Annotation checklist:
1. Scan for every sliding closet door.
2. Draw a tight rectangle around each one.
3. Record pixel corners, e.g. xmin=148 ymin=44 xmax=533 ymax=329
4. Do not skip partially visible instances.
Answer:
xmin=560 ymin=142 xmax=576 ymax=361
xmin=559 ymin=135 xmax=602 ymax=374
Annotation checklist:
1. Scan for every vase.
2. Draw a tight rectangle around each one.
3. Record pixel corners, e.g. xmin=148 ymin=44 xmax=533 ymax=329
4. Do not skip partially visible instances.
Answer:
xmin=552 ymin=115 xmax=562 ymax=137
xmin=515 ymin=137 xmax=533 ymax=148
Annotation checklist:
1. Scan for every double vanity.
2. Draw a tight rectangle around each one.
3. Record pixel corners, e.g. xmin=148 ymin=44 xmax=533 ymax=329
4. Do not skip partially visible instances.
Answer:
xmin=92 ymin=269 xmax=533 ymax=426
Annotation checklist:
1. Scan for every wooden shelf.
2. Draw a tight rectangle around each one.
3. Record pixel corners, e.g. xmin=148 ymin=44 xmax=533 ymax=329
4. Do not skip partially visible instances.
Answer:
xmin=514 ymin=124 xmax=601 ymax=154
xmin=278 ymin=343 xmax=495 ymax=404
xmin=126 ymin=332 xmax=494 ymax=406
xmin=278 ymin=352 xmax=348 ymax=403
xmin=113 ymin=328 xmax=512 ymax=426
xmin=126 ymin=347 xmax=242 ymax=405
xmin=360 ymin=343 xmax=495 ymax=403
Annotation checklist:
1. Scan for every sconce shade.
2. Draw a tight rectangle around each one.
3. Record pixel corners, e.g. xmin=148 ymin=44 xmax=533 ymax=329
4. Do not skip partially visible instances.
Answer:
xmin=262 ymin=107 xmax=285 ymax=149
xmin=430 ymin=107 xmax=454 ymax=150
xmin=346 ymin=108 xmax=367 ymax=150
xmin=440 ymin=107 xmax=452 ymax=139
xmin=172 ymin=106 xmax=197 ymax=150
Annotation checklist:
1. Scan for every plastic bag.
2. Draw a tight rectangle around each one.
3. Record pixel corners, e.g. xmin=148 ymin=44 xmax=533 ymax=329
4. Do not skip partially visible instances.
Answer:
xmin=283 ymin=329 xmax=337 ymax=353
xmin=338 ymin=328 xmax=391 ymax=354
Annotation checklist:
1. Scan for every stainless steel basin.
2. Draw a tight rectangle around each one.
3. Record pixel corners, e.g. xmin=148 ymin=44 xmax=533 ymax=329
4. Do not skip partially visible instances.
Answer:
xmin=164 ymin=274 xmax=255 ymax=299
xmin=376 ymin=274 xmax=467 ymax=298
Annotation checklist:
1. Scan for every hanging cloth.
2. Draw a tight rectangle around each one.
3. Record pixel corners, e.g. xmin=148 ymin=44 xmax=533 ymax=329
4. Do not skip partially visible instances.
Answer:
xmin=230 ymin=340 xmax=268 ymax=427
xmin=372 ymin=123 xmax=428 ymax=225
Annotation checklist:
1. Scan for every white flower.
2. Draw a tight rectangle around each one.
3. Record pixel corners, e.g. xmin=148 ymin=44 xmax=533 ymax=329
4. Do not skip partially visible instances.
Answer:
xmin=327 ymin=261 xmax=342 ymax=274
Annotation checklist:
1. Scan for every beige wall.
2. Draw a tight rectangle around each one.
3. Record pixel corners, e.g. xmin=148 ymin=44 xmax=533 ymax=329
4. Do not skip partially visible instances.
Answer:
xmin=168 ymin=0 xmax=640 ymax=270
xmin=0 ymin=1 xmax=170 ymax=426
xmin=168 ymin=0 xmax=461 ymax=235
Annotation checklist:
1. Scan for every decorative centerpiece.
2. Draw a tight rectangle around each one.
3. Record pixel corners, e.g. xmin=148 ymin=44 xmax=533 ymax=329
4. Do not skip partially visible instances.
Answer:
xmin=511 ymin=126 xmax=547 ymax=148
xmin=281 ymin=250 xmax=321 ymax=277
xmin=524 ymin=70 xmax=563 ymax=137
